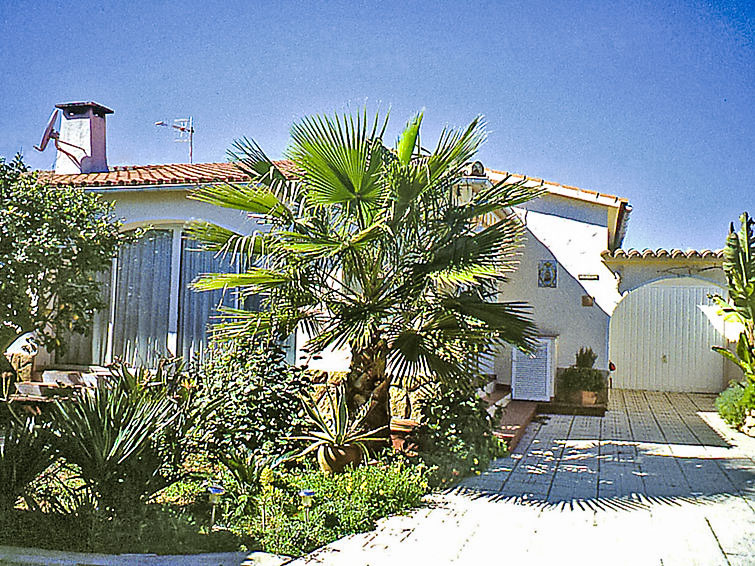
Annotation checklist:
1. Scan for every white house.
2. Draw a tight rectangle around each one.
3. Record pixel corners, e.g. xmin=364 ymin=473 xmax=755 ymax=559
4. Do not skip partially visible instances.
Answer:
xmin=31 ymin=101 xmax=732 ymax=396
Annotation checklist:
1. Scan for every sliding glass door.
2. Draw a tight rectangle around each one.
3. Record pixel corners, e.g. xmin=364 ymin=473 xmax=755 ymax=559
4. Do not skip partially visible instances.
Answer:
xmin=178 ymin=238 xmax=237 ymax=362
xmin=51 ymin=225 xmax=266 ymax=368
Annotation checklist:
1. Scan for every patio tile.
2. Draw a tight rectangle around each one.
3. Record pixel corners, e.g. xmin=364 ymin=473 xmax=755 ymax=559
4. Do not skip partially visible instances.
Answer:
xmin=287 ymin=391 xmax=755 ymax=566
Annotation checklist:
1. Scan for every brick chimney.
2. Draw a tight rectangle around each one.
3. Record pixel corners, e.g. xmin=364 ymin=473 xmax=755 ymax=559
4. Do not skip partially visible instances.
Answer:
xmin=54 ymin=101 xmax=113 ymax=174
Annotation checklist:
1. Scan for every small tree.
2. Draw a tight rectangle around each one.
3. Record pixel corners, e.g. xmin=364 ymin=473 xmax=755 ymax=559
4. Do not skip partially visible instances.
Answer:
xmin=711 ymin=212 xmax=755 ymax=381
xmin=0 ymin=155 xmax=124 ymax=375
xmin=189 ymin=110 xmax=540 ymax=431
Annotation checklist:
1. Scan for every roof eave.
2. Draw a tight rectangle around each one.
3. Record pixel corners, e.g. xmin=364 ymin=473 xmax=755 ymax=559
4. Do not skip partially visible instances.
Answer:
xmin=485 ymin=168 xmax=628 ymax=209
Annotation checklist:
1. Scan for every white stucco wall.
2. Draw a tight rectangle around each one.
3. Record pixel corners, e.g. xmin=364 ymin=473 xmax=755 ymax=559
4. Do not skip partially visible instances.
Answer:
xmin=81 ymin=187 xmax=622 ymax=379
xmin=492 ymin=196 xmax=623 ymax=380
xmin=98 ymin=187 xmax=260 ymax=234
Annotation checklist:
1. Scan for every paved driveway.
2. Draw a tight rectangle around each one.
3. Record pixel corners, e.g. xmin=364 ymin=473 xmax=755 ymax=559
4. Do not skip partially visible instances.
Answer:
xmin=290 ymin=390 xmax=755 ymax=566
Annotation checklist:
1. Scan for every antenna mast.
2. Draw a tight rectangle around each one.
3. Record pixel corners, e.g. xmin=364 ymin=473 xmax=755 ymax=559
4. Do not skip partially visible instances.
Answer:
xmin=155 ymin=117 xmax=194 ymax=163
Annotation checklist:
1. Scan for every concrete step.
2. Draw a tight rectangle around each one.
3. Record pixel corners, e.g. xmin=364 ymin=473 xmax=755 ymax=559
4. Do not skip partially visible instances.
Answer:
xmin=495 ymin=400 xmax=537 ymax=451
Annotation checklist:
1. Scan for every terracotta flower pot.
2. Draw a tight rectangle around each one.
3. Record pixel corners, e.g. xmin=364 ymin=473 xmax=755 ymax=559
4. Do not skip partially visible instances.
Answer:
xmin=317 ymin=444 xmax=363 ymax=474
xmin=390 ymin=418 xmax=420 ymax=455
xmin=581 ymin=391 xmax=598 ymax=405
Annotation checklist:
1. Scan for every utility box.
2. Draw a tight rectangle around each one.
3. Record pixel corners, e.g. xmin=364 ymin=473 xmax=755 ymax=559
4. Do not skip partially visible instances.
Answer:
xmin=511 ymin=336 xmax=557 ymax=402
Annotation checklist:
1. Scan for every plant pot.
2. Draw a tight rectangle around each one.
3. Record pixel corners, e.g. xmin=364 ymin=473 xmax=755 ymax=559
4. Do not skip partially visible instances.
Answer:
xmin=317 ymin=444 xmax=363 ymax=474
xmin=581 ymin=391 xmax=598 ymax=405
xmin=566 ymin=390 xmax=599 ymax=406
xmin=390 ymin=418 xmax=419 ymax=455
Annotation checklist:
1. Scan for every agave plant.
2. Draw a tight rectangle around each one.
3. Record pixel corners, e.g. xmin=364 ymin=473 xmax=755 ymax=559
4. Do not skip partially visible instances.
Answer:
xmin=294 ymin=384 xmax=387 ymax=473
xmin=219 ymin=446 xmax=291 ymax=489
xmin=189 ymin=109 xmax=541 ymax=432
xmin=711 ymin=212 xmax=755 ymax=381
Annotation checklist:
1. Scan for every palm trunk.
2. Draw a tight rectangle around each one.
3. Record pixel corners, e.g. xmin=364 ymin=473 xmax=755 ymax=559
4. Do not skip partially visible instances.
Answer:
xmin=346 ymin=337 xmax=391 ymax=432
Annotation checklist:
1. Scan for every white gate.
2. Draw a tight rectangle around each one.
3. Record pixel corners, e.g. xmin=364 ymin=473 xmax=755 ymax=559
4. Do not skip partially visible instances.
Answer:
xmin=609 ymin=277 xmax=726 ymax=392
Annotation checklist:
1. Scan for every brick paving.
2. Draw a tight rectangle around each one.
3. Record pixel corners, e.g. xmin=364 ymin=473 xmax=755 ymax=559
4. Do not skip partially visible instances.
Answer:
xmin=288 ymin=390 xmax=755 ymax=566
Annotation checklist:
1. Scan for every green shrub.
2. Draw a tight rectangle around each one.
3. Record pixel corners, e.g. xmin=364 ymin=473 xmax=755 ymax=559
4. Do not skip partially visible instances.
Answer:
xmin=240 ymin=461 xmax=427 ymax=557
xmin=559 ymin=366 xmax=606 ymax=392
xmin=716 ymin=383 xmax=747 ymax=426
xmin=409 ymin=387 xmax=506 ymax=488
xmin=190 ymin=337 xmax=310 ymax=459
xmin=716 ymin=381 xmax=755 ymax=427
xmin=575 ymin=347 xmax=598 ymax=368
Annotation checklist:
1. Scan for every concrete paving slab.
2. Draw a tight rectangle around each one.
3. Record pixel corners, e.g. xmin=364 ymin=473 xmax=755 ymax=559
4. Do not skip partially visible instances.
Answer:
xmin=288 ymin=391 xmax=755 ymax=566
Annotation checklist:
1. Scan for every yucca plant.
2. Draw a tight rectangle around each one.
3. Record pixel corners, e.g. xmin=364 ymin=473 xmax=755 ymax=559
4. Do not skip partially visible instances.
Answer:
xmin=293 ymin=384 xmax=386 ymax=473
xmin=49 ymin=361 xmax=203 ymax=516
xmin=0 ymin=413 xmax=57 ymax=513
xmin=711 ymin=212 xmax=755 ymax=381
xmin=189 ymin=110 xmax=541 ymax=431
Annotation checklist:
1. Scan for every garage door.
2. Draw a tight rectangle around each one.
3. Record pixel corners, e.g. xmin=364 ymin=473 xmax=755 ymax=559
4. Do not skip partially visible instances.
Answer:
xmin=609 ymin=277 xmax=726 ymax=392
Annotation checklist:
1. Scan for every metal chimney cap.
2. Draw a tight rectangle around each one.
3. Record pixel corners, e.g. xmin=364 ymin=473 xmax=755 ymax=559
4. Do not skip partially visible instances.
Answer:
xmin=55 ymin=101 xmax=114 ymax=115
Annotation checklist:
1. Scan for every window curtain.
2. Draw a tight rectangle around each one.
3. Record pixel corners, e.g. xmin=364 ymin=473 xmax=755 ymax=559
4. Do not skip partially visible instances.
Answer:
xmin=178 ymin=238 xmax=236 ymax=362
xmin=112 ymin=229 xmax=173 ymax=367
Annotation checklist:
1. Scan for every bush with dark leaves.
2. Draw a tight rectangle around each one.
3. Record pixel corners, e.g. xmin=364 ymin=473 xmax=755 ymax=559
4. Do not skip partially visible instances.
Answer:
xmin=190 ymin=337 xmax=310 ymax=459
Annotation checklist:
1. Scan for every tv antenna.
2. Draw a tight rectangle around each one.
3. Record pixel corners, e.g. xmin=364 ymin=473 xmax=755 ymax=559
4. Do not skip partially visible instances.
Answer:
xmin=33 ymin=108 xmax=87 ymax=168
xmin=155 ymin=117 xmax=194 ymax=163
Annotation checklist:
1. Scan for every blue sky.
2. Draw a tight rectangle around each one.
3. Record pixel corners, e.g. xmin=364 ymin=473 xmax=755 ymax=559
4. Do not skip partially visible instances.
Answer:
xmin=0 ymin=0 xmax=752 ymax=250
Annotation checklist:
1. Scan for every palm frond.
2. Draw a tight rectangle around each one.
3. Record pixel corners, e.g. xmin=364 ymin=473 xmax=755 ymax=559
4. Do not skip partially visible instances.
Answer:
xmin=421 ymin=217 xmax=525 ymax=285
xmin=396 ymin=112 xmax=423 ymax=166
xmin=425 ymin=116 xmax=487 ymax=185
xmin=228 ymin=137 xmax=290 ymax=183
xmin=191 ymin=269 xmax=289 ymax=292
xmin=190 ymin=183 xmax=293 ymax=223
xmin=185 ymin=222 xmax=267 ymax=264
xmin=288 ymin=109 xmax=389 ymax=220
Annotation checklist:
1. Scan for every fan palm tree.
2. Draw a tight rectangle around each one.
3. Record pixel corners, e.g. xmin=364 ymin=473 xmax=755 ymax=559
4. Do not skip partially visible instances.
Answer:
xmin=189 ymin=110 xmax=541 ymax=430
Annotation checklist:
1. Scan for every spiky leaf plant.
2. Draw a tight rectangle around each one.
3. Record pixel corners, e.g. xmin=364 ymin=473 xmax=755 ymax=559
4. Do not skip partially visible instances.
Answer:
xmin=711 ymin=212 xmax=755 ymax=380
xmin=49 ymin=360 xmax=206 ymax=516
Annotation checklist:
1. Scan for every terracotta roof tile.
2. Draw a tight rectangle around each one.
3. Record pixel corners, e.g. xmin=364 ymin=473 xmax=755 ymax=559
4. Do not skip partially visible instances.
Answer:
xmin=601 ymin=248 xmax=724 ymax=260
xmin=485 ymin=167 xmax=629 ymax=206
xmin=40 ymin=161 xmax=298 ymax=188
xmin=40 ymin=160 xmax=630 ymax=219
